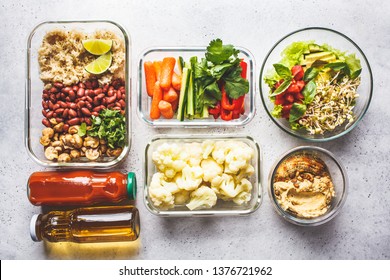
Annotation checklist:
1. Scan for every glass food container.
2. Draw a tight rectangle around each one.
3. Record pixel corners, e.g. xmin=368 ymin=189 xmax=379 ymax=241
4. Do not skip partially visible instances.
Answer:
xmin=25 ymin=20 xmax=131 ymax=168
xmin=137 ymin=47 xmax=255 ymax=127
xmin=268 ymin=146 xmax=348 ymax=226
xmin=144 ymin=135 xmax=263 ymax=217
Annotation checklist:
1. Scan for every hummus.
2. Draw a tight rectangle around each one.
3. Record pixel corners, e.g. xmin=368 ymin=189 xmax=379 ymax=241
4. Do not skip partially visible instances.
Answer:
xmin=273 ymin=154 xmax=335 ymax=218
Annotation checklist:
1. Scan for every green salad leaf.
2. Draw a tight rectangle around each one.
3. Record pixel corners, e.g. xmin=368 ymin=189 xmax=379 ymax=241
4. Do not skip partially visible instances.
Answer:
xmin=345 ymin=53 xmax=362 ymax=79
xmin=271 ymin=104 xmax=283 ymax=118
xmin=289 ymin=103 xmax=307 ymax=123
xmin=302 ymin=80 xmax=317 ymax=104
xmin=269 ymin=78 xmax=292 ymax=97
xmin=303 ymin=67 xmax=320 ymax=82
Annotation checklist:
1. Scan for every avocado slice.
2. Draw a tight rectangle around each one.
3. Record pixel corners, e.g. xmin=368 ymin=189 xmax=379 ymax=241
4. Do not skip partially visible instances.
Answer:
xmin=308 ymin=44 xmax=323 ymax=53
xmin=302 ymin=51 xmax=337 ymax=67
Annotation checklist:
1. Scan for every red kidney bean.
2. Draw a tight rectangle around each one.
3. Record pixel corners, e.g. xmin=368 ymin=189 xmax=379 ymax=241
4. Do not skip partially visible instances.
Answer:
xmin=50 ymin=87 xmax=58 ymax=93
xmin=91 ymin=111 xmax=99 ymax=117
xmin=97 ymin=93 xmax=105 ymax=100
xmin=106 ymin=95 xmax=116 ymax=104
xmin=85 ymin=101 xmax=92 ymax=110
xmin=93 ymin=106 xmax=102 ymax=112
xmin=57 ymin=101 xmax=67 ymax=108
xmin=68 ymin=108 xmax=77 ymax=118
xmin=81 ymin=107 xmax=91 ymax=116
xmin=69 ymin=90 xmax=76 ymax=101
xmin=48 ymin=101 xmax=54 ymax=110
xmin=85 ymin=80 xmax=92 ymax=89
xmin=91 ymin=80 xmax=99 ymax=88
xmin=86 ymin=96 xmax=93 ymax=103
xmin=120 ymin=110 xmax=125 ymax=115
xmin=120 ymin=87 xmax=125 ymax=94
xmin=42 ymin=118 xmax=51 ymax=127
xmin=63 ymin=124 xmax=69 ymax=132
xmin=107 ymin=89 xmax=114 ymax=97
xmin=116 ymin=91 xmax=122 ymax=100
xmin=62 ymin=87 xmax=71 ymax=93
xmin=77 ymin=100 xmax=85 ymax=109
xmin=87 ymin=90 xmax=95 ymax=98
xmin=52 ymin=104 xmax=60 ymax=111
xmin=80 ymin=96 xmax=87 ymax=101
xmin=77 ymin=88 xmax=85 ymax=97
xmin=49 ymin=94 xmax=56 ymax=102
xmin=77 ymin=109 xmax=82 ymax=117
xmin=103 ymin=84 xmax=109 ymax=93
xmin=94 ymin=88 xmax=102 ymax=95
xmin=69 ymin=103 xmax=77 ymax=110
xmin=63 ymin=108 xmax=69 ymax=118
xmin=55 ymin=117 xmax=63 ymax=123
xmin=42 ymin=101 xmax=48 ymax=109
xmin=46 ymin=111 xmax=54 ymax=119
xmin=115 ymin=101 xmax=121 ymax=108
xmin=85 ymin=118 xmax=92 ymax=125
xmin=112 ymin=80 xmax=120 ymax=89
xmin=109 ymin=86 xmax=114 ymax=91
xmin=79 ymin=82 xmax=85 ymax=89
xmin=53 ymin=113 xmax=57 ymax=118
xmin=54 ymin=82 xmax=63 ymax=88
xmin=42 ymin=93 xmax=49 ymax=100
xmin=42 ymin=109 xmax=47 ymax=117
xmin=119 ymin=99 xmax=126 ymax=108
xmin=107 ymin=103 xmax=115 ymax=109
xmin=55 ymin=93 xmax=61 ymax=99
xmin=60 ymin=93 xmax=66 ymax=100
xmin=55 ymin=108 xmax=64 ymax=115
xmin=67 ymin=117 xmax=80 ymax=125
xmin=93 ymin=97 xmax=100 ymax=106
xmin=113 ymin=106 xmax=121 ymax=111
xmin=72 ymin=85 xmax=79 ymax=92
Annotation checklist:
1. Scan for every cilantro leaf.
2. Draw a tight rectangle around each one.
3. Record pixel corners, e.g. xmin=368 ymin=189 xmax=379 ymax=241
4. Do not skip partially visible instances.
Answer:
xmin=206 ymin=38 xmax=239 ymax=65
xmin=223 ymin=66 xmax=249 ymax=99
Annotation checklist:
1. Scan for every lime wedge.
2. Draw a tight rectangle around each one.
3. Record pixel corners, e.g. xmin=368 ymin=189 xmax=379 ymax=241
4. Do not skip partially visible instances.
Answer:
xmin=85 ymin=52 xmax=112 ymax=75
xmin=82 ymin=39 xmax=113 ymax=55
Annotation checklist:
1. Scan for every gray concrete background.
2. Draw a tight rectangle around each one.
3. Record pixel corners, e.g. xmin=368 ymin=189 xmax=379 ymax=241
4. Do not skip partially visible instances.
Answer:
xmin=0 ymin=0 xmax=389 ymax=260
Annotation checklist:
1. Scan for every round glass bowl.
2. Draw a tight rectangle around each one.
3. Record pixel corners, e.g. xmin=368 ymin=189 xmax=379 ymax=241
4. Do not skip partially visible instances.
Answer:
xmin=259 ymin=27 xmax=373 ymax=141
xmin=268 ymin=146 xmax=348 ymax=226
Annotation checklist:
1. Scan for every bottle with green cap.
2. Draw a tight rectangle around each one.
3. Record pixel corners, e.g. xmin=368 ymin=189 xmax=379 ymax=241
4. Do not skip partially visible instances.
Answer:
xmin=30 ymin=205 xmax=140 ymax=243
xmin=27 ymin=171 xmax=137 ymax=206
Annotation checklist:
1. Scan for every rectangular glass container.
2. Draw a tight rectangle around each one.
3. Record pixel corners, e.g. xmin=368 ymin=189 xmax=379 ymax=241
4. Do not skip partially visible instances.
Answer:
xmin=144 ymin=135 xmax=263 ymax=217
xmin=137 ymin=47 xmax=255 ymax=127
xmin=25 ymin=21 xmax=131 ymax=168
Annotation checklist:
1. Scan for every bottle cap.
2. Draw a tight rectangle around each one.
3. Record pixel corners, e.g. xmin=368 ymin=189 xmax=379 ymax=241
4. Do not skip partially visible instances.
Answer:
xmin=127 ymin=172 xmax=137 ymax=200
xmin=30 ymin=214 xmax=41 ymax=242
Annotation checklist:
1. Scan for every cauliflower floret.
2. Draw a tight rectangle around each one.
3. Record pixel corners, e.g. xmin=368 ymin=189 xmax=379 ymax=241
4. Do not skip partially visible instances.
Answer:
xmin=174 ymin=190 xmax=191 ymax=205
xmin=183 ymin=142 xmax=203 ymax=166
xmin=232 ymin=178 xmax=253 ymax=205
xmin=148 ymin=172 xmax=180 ymax=210
xmin=152 ymin=143 xmax=187 ymax=179
xmin=235 ymin=164 xmax=255 ymax=182
xmin=149 ymin=187 xmax=175 ymax=210
xmin=201 ymin=158 xmax=223 ymax=182
xmin=224 ymin=141 xmax=254 ymax=174
xmin=186 ymin=186 xmax=217 ymax=210
xmin=201 ymin=140 xmax=215 ymax=159
xmin=211 ymin=141 xmax=231 ymax=165
xmin=175 ymin=166 xmax=203 ymax=191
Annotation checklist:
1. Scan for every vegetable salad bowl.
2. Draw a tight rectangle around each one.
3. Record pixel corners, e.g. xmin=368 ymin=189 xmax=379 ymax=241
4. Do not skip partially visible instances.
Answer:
xmin=259 ymin=27 xmax=373 ymax=142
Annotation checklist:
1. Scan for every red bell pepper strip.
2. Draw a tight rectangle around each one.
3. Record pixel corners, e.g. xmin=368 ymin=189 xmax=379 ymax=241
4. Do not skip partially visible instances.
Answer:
xmin=209 ymin=101 xmax=221 ymax=119
xmin=240 ymin=60 xmax=247 ymax=78
xmin=221 ymin=86 xmax=235 ymax=110
xmin=221 ymin=108 xmax=233 ymax=121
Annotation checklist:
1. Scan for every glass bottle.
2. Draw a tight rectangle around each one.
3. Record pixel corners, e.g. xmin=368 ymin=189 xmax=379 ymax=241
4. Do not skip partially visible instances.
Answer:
xmin=27 ymin=171 xmax=136 ymax=206
xmin=30 ymin=205 xmax=140 ymax=243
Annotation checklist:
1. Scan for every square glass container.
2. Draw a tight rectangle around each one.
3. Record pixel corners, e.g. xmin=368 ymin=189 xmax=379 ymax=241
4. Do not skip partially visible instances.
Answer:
xmin=137 ymin=47 xmax=255 ymax=127
xmin=25 ymin=20 xmax=131 ymax=168
xmin=144 ymin=135 xmax=263 ymax=217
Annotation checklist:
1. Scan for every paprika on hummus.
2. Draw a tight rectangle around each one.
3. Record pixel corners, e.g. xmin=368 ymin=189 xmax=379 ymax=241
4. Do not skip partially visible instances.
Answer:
xmin=273 ymin=154 xmax=335 ymax=218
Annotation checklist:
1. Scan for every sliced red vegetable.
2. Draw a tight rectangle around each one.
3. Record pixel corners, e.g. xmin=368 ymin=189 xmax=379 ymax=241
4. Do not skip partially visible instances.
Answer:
xmin=286 ymin=81 xmax=301 ymax=94
xmin=209 ymin=101 xmax=221 ymax=119
xmin=275 ymin=94 xmax=285 ymax=105
xmin=221 ymin=86 xmax=235 ymax=110
xmin=291 ymin=65 xmax=304 ymax=81
xmin=294 ymin=91 xmax=305 ymax=100
xmin=221 ymin=108 xmax=233 ymax=121
xmin=296 ymin=80 xmax=305 ymax=91
xmin=240 ymin=60 xmax=247 ymax=78
xmin=285 ymin=93 xmax=294 ymax=103
xmin=282 ymin=104 xmax=293 ymax=119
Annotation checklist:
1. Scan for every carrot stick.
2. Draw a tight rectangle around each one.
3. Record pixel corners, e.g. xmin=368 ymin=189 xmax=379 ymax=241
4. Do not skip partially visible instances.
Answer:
xmin=144 ymin=61 xmax=156 ymax=97
xmin=163 ymin=87 xmax=178 ymax=103
xmin=158 ymin=100 xmax=174 ymax=119
xmin=160 ymin=57 xmax=176 ymax=90
xmin=153 ymin=61 xmax=162 ymax=82
xmin=171 ymin=72 xmax=182 ymax=91
xmin=150 ymin=81 xmax=163 ymax=120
